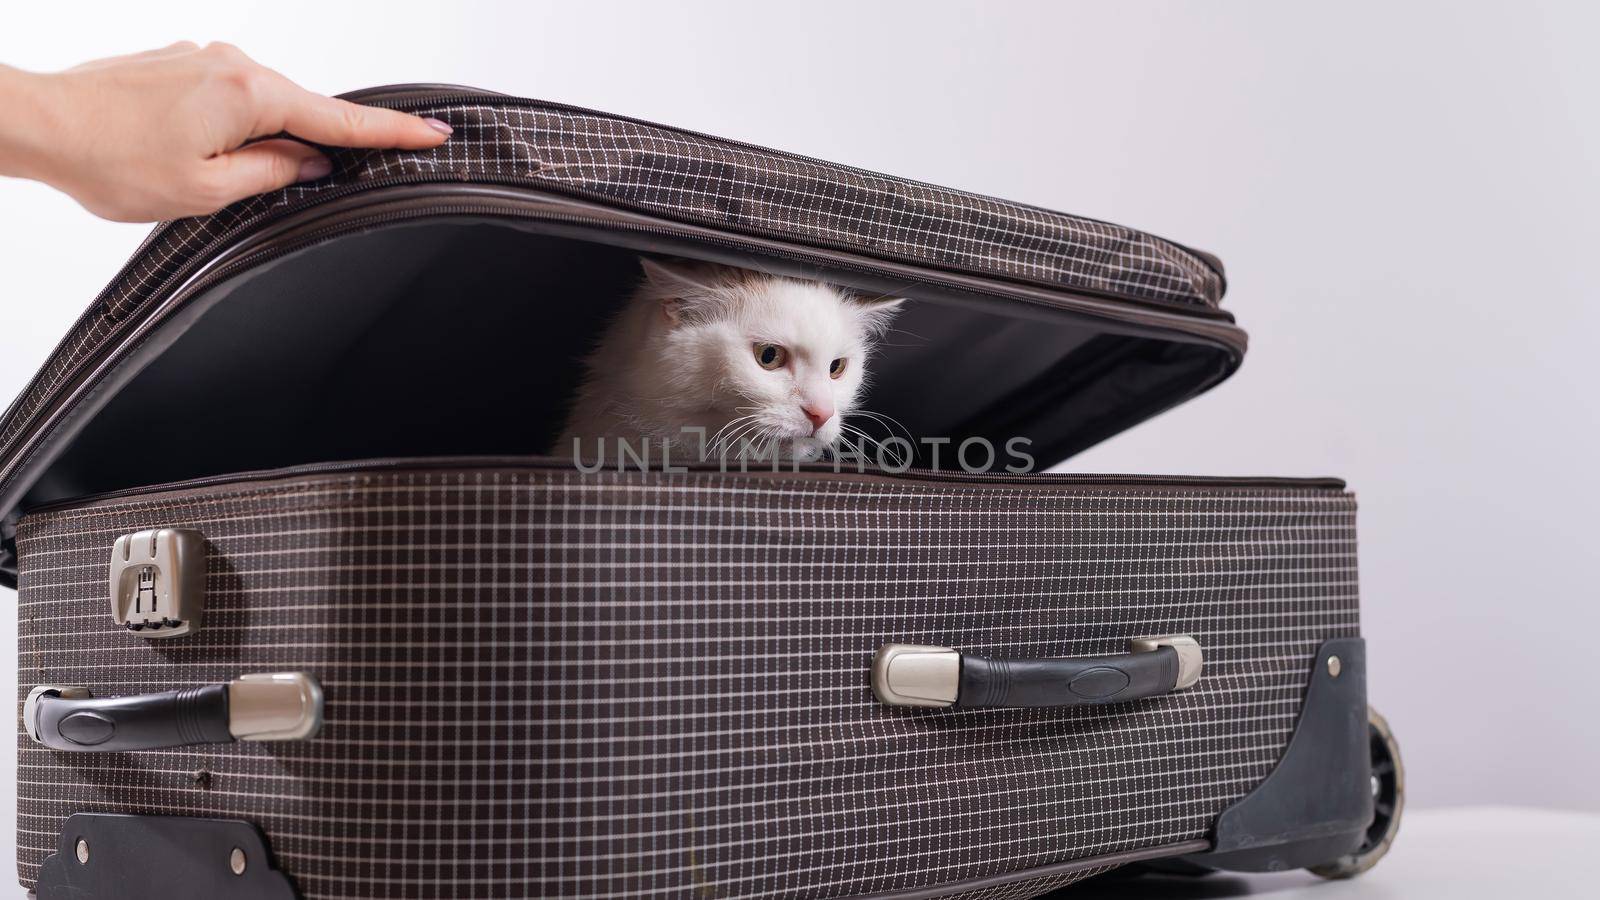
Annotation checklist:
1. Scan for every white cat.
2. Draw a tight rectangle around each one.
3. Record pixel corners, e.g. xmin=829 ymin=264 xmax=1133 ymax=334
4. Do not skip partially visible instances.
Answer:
xmin=557 ymin=258 xmax=903 ymax=463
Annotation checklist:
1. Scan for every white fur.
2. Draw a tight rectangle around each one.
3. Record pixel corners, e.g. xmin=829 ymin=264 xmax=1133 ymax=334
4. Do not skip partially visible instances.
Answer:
xmin=556 ymin=258 xmax=902 ymax=463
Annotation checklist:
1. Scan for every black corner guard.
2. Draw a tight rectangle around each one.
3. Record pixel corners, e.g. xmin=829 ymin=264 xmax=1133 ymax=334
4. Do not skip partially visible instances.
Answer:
xmin=36 ymin=813 xmax=299 ymax=899
xmin=1185 ymin=637 xmax=1372 ymax=872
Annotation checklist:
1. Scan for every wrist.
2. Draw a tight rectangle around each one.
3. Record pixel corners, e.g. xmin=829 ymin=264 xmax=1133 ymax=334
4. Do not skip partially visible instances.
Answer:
xmin=0 ymin=65 xmax=67 ymax=183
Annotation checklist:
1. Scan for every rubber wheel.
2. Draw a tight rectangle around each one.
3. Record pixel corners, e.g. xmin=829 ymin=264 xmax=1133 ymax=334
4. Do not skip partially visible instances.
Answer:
xmin=1308 ymin=706 xmax=1403 ymax=878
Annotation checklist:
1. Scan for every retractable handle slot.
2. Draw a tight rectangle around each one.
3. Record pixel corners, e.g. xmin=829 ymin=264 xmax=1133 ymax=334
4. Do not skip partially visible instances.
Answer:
xmin=872 ymin=636 xmax=1202 ymax=709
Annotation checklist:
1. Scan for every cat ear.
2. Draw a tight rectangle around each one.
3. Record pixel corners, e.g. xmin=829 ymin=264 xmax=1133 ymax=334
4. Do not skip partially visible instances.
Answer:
xmin=639 ymin=257 xmax=739 ymax=326
xmin=639 ymin=257 xmax=726 ymax=295
xmin=850 ymin=294 xmax=906 ymax=338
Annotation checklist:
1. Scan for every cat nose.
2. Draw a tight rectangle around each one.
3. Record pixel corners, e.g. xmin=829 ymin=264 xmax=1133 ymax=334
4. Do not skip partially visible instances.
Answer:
xmin=803 ymin=404 xmax=834 ymax=431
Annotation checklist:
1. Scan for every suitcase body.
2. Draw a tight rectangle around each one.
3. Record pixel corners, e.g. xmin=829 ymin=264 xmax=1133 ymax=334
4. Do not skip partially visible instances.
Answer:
xmin=2 ymin=87 xmax=1391 ymax=898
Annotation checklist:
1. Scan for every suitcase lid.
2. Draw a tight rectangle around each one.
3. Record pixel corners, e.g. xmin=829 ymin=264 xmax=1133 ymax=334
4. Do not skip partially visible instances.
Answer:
xmin=0 ymin=84 xmax=1242 ymax=580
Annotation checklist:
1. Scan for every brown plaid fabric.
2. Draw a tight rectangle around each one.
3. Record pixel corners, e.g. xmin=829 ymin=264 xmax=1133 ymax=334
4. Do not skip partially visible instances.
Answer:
xmin=16 ymin=464 xmax=1358 ymax=898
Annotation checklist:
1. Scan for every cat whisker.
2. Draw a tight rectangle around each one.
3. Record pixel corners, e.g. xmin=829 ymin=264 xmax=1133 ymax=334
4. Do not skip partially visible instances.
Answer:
xmin=877 ymin=324 xmax=931 ymax=345
xmin=725 ymin=429 xmax=765 ymax=462
xmin=707 ymin=415 xmax=759 ymax=454
xmin=711 ymin=419 xmax=763 ymax=459
xmin=845 ymin=416 xmax=915 ymax=467
xmin=755 ymin=426 xmax=782 ymax=461
xmin=733 ymin=435 xmax=768 ymax=462
xmin=840 ymin=423 xmax=907 ymax=469
xmin=849 ymin=409 xmax=916 ymax=446
xmin=838 ymin=422 xmax=889 ymax=451
xmin=705 ymin=407 xmax=767 ymax=455
xmin=834 ymin=430 xmax=890 ymax=469
xmin=839 ymin=427 xmax=884 ymax=463
xmin=827 ymin=433 xmax=858 ymax=463
xmin=725 ymin=420 xmax=777 ymax=461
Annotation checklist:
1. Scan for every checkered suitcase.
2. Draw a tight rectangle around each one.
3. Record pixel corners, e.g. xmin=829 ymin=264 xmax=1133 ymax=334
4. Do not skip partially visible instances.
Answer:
xmin=2 ymin=86 xmax=1400 ymax=899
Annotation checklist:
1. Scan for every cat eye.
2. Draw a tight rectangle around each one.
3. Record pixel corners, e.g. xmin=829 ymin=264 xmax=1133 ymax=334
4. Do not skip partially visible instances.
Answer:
xmin=829 ymin=358 xmax=847 ymax=379
xmin=753 ymin=343 xmax=787 ymax=370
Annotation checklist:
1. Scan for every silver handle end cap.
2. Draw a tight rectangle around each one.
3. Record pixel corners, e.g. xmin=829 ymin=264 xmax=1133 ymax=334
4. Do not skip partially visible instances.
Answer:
xmin=872 ymin=644 xmax=960 ymax=707
xmin=1130 ymin=635 xmax=1203 ymax=690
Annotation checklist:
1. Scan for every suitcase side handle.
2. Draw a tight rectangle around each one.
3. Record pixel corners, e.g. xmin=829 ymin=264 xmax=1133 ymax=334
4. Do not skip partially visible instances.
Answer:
xmin=872 ymin=636 xmax=1202 ymax=708
xmin=23 ymin=672 xmax=322 ymax=752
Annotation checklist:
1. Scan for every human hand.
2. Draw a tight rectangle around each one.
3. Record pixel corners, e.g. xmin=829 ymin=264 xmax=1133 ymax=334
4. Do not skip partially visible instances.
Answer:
xmin=0 ymin=42 xmax=451 ymax=222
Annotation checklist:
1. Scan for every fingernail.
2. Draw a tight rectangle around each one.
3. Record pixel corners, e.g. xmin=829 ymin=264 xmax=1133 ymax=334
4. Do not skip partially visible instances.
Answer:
xmin=297 ymin=156 xmax=334 ymax=182
xmin=423 ymin=117 xmax=453 ymax=137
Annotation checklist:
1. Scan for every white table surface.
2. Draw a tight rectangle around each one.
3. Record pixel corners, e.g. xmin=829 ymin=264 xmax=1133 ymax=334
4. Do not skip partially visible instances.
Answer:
xmin=6 ymin=806 xmax=1595 ymax=897
xmin=1068 ymin=806 xmax=1599 ymax=897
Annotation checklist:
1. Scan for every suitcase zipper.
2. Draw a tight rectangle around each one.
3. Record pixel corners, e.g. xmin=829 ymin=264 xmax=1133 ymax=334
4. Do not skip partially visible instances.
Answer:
xmin=24 ymin=455 xmax=1344 ymax=515
xmin=188 ymin=184 xmax=1246 ymax=341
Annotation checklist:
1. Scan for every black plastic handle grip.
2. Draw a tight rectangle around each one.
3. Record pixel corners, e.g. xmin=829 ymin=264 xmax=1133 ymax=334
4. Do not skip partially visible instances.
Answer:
xmin=957 ymin=646 xmax=1179 ymax=707
xmin=27 ymin=685 xmax=232 ymax=752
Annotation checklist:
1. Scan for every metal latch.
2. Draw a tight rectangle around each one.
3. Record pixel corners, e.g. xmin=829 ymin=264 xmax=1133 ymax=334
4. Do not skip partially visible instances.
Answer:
xmin=108 ymin=528 xmax=206 ymax=638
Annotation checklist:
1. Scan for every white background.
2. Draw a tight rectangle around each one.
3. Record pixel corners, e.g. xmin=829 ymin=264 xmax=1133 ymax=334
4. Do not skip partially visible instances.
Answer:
xmin=2 ymin=0 xmax=1597 ymax=890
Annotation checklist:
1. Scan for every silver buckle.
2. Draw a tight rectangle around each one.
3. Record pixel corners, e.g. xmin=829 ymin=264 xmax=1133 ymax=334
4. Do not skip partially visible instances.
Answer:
xmin=108 ymin=529 xmax=206 ymax=638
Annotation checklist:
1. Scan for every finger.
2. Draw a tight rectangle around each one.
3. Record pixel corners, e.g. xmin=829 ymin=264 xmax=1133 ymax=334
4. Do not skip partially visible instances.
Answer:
xmin=203 ymin=139 xmax=333 ymax=206
xmin=258 ymin=73 xmax=451 ymax=149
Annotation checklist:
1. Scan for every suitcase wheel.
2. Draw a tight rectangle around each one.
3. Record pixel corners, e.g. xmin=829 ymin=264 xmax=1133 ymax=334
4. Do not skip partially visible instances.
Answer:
xmin=1308 ymin=706 xmax=1404 ymax=879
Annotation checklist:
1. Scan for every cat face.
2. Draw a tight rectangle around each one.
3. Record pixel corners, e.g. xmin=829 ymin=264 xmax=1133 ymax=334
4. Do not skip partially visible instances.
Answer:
xmin=638 ymin=258 xmax=902 ymax=460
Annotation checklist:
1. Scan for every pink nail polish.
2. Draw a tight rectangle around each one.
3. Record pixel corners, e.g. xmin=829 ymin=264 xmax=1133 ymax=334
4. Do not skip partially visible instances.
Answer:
xmin=297 ymin=156 xmax=334 ymax=182
xmin=424 ymin=118 xmax=453 ymax=137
